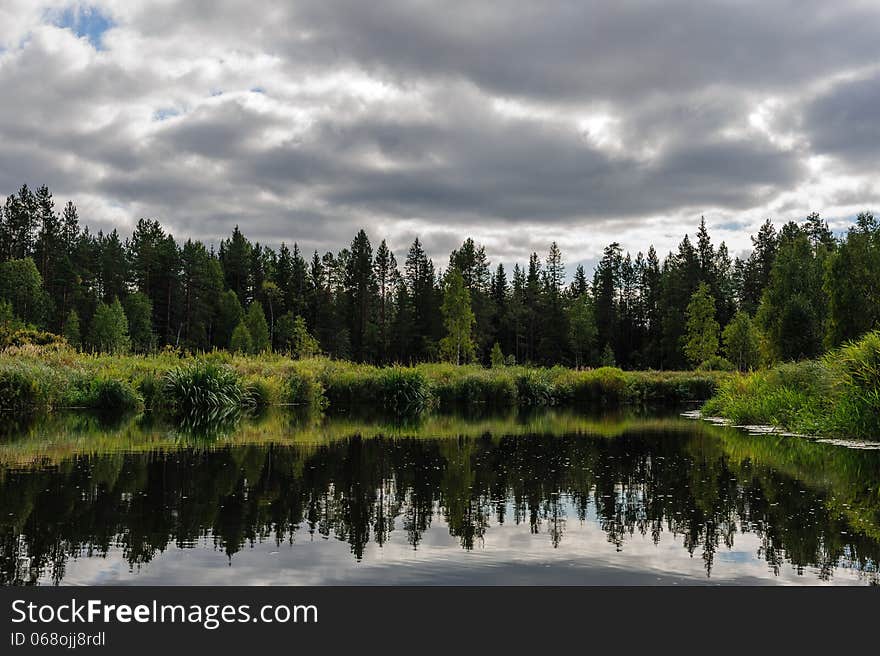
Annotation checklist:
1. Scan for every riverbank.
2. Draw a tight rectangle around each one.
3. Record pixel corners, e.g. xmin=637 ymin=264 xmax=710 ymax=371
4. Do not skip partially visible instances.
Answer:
xmin=0 ymin=344 xmax=725 ymax=415
xmin=702 ymin=331 xmax=880 ymax=439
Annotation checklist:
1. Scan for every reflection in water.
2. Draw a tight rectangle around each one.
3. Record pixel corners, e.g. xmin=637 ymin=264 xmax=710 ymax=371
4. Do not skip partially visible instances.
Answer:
xmin=0 ymin=409 xmax=878 ymax=585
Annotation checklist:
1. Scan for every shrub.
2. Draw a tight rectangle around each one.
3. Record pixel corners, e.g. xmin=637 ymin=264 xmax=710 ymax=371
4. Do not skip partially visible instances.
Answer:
xmin=243 ymin=377 xmax=276 ymax=408
xmin=698 ymin=356 xmax=736 ymax=372
xmin=88 ymin=378 xmax=142 ymax=411
xmin=561 ymin=367 xmax=629 ymax=406
xmin=377 ymin=367 xmax=430 ymax=415
xmin=286 ymin=371 xmax=327 ymax=409
xmin=516 ymin=370 xmax=556 ymax=406
xmin=135 ymin=372 xmax=163 ymax=410
xmin=162 ymin=361 xmax=246 ymax=411
xmin=827 ymin=331 xmax=880 ymax=436
xmin=0 ymin=363 xmax=49 ymax=410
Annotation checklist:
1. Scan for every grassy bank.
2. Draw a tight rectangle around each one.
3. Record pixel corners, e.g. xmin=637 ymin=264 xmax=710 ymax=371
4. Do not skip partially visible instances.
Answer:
xmin=703 ymin=331 xmax=880 ymax=439
xmin=0 ymin=344 xmax=725 ymax=415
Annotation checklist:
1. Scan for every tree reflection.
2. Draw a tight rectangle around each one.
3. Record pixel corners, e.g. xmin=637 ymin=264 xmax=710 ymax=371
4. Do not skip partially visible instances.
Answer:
xmin=1 ymin=420 xmax=879 ymax=585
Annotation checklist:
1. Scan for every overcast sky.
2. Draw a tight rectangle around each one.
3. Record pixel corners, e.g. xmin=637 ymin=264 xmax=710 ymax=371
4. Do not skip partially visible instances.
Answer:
xmin=1 ymin=1 xmax=878 ymax=274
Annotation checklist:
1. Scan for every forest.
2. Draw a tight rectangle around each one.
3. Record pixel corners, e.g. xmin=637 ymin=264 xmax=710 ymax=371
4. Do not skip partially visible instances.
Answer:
xmin=1 ymin=182 xmax=879 ymax=371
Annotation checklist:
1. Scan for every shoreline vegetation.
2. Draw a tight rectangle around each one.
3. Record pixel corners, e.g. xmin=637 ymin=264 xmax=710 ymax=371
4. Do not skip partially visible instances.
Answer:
xmin=0 ymin=345 xmax=724 ymax=418
xmin=703 ymin=331 xmax=880 ymax=439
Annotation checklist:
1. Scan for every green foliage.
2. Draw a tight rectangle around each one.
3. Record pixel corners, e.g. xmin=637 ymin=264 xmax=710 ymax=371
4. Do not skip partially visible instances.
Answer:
xmin=684 ymin=282 xmax=719 ymax=366
xmin=0 ymin=299 xmax=14 ymax=326
xmin=489 ymin=342 xmax=505 ymax=368
xmin=162 ymin=360 xmax=246 ymax=411
xmin=599 ymin=344 xmax=616 ymax=367
xmin=825 ymin=212 xmax=880 ymax=347
xmin=5 ymin=180 xmax=876 ymax=374
xmin=515 ymin=370 xmax=556 ymax=406
xmin=88 ymin=298 xmax=130 ymax=354
xmin=245 ymin=302 xmax=270 ymax=353
xmin=62 ymin=309 xmax=81 ymax=348
xmin=243 ymin=377 xmax=279 ymax=409
xmin=377 ymin=367 xmax=430 ymax=416
xmin=568 ymin=295 xmax=597 ymax=367
xmin=66 ymin=376 xmax=142 ymax=411
xmin=757 ymin=223 xmax=828 ymax=362
xmin=0 ymin=362 xmax=51 ymax=410
xmin=286 ymin=371 xmax=326 ymax=408
xmin=828 ymin=331 xmax=880 ymax=436
xmin=722 ymin=311 xmax=761 ymax=371
xmin=440 ymin=268 xmax=475 ymax=364
xmin=697 ymin=355 xmax=736 ymax=372
xmin=0 ymin=257 xmax=48 ymax=327
xmin=290 ymin=315 xmax=320 ymax=359
xmin=230 ymin=321 xmax=252 ymax=354
xmin=123 ymin=292 xmax=155 ymax=353
xmin=0 ymin=327 xmax=67 ymax=349
xmin=705 ymin=332 xmax=880 ymax=438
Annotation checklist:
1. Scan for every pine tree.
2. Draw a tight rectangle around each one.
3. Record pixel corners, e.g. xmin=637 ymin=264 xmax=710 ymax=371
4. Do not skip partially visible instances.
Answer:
xmin=568 ymin=294 xmax=597 ymax=367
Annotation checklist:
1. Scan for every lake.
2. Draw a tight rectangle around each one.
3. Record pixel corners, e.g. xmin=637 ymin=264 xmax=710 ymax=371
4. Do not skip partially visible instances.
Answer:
xmin=1 ymin=408 xmax=878 ymax=585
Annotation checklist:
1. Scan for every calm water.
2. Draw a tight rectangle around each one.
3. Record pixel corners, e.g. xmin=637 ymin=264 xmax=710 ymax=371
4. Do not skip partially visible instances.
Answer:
xmin=1 ymin=408 xmax=878 ymax=585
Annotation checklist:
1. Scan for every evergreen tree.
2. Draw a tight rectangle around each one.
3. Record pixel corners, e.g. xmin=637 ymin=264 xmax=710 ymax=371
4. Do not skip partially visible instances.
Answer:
xmin=404 ymin=238 xmax=439 ymax=361
xmin=219 ymin=226 xmax=252 ymax=305
xmin=757 ymin=222 xmax=826 ymax=362
xmin=216 ymin=290 xmax=244 ymax=350
xmin=180 ymin=240 xmax=223 ymax=350
xmin=568 ymin=294 xmax=597 ymax=367
xmin=683 ymin=283 xmax=719 ymax=366
xmin=722 ymin=311 xmax=761 ymax=371
xmin=825 ymin=212 xmax=880 ymax=346
xmin=374 ymin=239 xmax=397 ymax=363
xmin=738 ymin=219 xmax=778 ymax=315
xmin=342 ymin=230 xmax=378 ymax=361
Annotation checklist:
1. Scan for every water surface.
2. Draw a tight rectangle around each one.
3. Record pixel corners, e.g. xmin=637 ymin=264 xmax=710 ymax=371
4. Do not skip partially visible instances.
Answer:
xmin=1 ymin=408 xmax=878 ymax=585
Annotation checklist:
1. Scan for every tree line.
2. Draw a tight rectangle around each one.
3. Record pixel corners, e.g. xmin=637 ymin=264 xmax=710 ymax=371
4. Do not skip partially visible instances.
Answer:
xmin=1 ymin=183 xmax=878 ymax=369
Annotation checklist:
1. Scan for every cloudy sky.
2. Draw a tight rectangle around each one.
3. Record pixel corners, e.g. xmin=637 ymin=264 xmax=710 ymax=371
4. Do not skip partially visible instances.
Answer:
xmin=1 ymin=1 xmax=878 ymax=273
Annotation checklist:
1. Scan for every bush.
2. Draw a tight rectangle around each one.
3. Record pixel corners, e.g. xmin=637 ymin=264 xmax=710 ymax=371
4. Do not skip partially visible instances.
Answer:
xmin=698 ymin=356 xmax=736 ymax=372
xmin=516 ymin=370 xmax=556 ymax=406
xmin=243 ymin=377 xmax=277 ymax=408
xmin=89 ymin=378 xmax=142 ymax=411
xmin=135 ymin=372 xmax=163 ymax=409
xmin=377 ymin=367 xmax=430 ymax=415
xmin=827 ymin=331 xmax=880 ymax=436
xmin=162 ymin=360 xmax=246 ymax=411
xmin=286 ymin=371 xmax=327 ymax=409
xmin=0 ymin=363 xmax=49 ymax=410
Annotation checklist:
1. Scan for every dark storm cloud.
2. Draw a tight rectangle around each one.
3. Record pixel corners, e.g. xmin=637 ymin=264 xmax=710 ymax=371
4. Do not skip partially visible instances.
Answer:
xmin=802 ymin=71 xmax=880 ymax=167
xmin=284 ymin=0 xmax=880 ymax=101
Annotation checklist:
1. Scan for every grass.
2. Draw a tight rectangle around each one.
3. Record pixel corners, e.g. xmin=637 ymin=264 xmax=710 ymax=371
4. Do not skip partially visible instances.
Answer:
xmin=703 ymin=331 xmax=880 ymax=439
xmin=0 ymin=343 xmax=728 ymax=416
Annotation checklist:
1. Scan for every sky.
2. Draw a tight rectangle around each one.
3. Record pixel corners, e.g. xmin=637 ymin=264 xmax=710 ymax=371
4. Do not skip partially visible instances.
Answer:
xmin=1 ymin=1 xmax=879 ymax=275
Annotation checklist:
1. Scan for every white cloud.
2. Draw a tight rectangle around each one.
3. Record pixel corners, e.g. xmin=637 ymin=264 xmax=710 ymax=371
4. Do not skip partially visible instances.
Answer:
xmin=1 ymin=1 xmax=879 ymax=270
